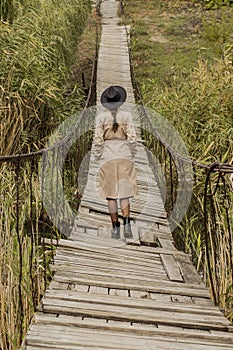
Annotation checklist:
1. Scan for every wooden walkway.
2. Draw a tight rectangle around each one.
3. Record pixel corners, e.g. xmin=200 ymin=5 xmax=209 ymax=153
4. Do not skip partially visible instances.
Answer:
xmin=22 ymin=0 xmax=233 ymax=349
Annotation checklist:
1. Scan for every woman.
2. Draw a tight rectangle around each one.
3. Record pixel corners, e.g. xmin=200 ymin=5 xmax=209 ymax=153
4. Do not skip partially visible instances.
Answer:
xmin=93 ymin=85 xmax=138 ymax=239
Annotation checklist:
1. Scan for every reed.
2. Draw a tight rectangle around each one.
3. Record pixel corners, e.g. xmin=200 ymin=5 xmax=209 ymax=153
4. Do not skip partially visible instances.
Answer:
xmin=0 ymin=0 xmax=90 ymax=155
xmin=143 ymin=48 xmax=233 ymax=320
xmin=0 ymin=0 xmax=93 ymax=348
xmin=0 ymin=163 xmax=45 ymax=349
xmin=125 ymin=0 xmax=233 ymax=319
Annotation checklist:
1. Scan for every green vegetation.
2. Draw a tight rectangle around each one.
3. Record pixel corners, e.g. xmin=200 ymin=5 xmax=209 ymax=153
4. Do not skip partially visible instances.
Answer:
xmin=0 ymin=163 xmax=50 ymax=349
xmin=204 ymin=0 xmax=233 ymax=9
xmin=0 ymin=1 xmax=96 ymax=348
xmin=0 ymin=0 xmax=91 ymax=155
xmin=124 ymin=0 xmax=233 ymax=319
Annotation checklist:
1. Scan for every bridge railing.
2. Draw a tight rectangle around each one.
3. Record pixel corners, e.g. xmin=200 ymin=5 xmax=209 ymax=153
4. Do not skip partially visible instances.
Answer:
xmin=127 ymin=28 xmax=233 ymax=316
xmin=0 ymin=36 xmax=97 ymax=350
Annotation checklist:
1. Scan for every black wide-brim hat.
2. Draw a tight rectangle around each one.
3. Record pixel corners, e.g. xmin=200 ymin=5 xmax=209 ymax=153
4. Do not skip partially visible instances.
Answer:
xmin=100 ymin=85 xmax=127 ymax=110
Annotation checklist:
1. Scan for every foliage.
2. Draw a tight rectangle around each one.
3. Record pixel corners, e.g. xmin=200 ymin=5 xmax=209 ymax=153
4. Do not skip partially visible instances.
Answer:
xmin=0 ymin=162 xmax=52 ymax=349
xmin=0 ymin=0 xmax=95 ymax=349
xmin=142 ymin=52 xmax=233 ymax=163
xmin=125 ymin=0 xmax=233 ymax=320
xmin=0 ymin=0 xmax=91 ymax=155
xmin=204 ymin=0 xmax=233 ymax=9
xmin=144 ymin=51 xmax=233 ymax=320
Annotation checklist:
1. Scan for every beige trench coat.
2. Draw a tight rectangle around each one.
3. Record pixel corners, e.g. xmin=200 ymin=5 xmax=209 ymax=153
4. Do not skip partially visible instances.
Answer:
xmin=93 ymin=109 xmax=138 ymax=199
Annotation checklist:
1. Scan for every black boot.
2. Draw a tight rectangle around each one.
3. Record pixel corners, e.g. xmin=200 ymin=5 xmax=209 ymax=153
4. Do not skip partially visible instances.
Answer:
xmin=111 ymin=221 xmax=120 ymax=239
xmin=123 ymin=216 xmax=133 ymax=238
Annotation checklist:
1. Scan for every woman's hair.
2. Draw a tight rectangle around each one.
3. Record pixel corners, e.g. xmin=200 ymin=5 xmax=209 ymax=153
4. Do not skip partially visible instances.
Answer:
xmin=111 ymin=109 xmax=119 ymax=132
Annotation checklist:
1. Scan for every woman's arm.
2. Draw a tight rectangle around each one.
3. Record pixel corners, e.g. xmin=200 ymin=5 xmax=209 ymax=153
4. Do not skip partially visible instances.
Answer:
xmin=93 ymin=114 xmax=104 ymax=161
xmin=125 ymin=112 xmax=137 ymax=157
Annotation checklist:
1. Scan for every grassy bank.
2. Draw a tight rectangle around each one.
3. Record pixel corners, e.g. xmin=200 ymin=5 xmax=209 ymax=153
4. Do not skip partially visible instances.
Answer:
xmin=124 ymin=0 xmax=233 ymax=319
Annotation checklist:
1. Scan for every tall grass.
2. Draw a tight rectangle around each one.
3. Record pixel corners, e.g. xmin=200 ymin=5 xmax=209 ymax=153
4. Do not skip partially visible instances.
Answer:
xmin=142 ymin=44 xmax=233 ymax=319
xmin=0 ymin=162 xmax=48 ymax=349
xmin=0 ymin=0 xmax=93 ymax=348
xmin=125 ymin=0 xmax=233 ymax=319
xmin=0 ymin=0 xmax=90 ymax=155
xmin=142 ymin=50 xmax=233 ymax=163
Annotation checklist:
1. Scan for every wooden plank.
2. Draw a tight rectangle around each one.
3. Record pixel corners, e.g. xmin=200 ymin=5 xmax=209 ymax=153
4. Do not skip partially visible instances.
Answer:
xmin=139 ymin=230 xmax=160 ymax=246
xmin=192 ymin=297 xmax=215 ymax=306
xmin=175 ymin=254 xmax=204 ymax=285
xmin=55 ymin=242 xmax=164 ymax=261
xmin=26 ymin=328 xmax=233 ymax=350
xmin=52 ymin=265 xmax=169 ymax=284
xmin=161 ymin=254 xmax=184 ymax=282
xmin=54 ymin=255 xmax=166 ymax=277
xmin=109 ymin=289 xmax=129 ymax=297
xmin=150 ymin=292 xmax=173 ymax=303
xmin=55 ymin=245 xmax=164 ymax=267
xmin=44 ymin=290 xmax=223 ymax=317
xmin=52 ymin=273 xmax=212 ymax=298
xmin=54 ymin=251 xmax=164 ymax=269
xmin=25 ymin=325 xmax=233 ymax=350
xmin=67 ymin=283 xmax=89 ymax=293
xmin=53 ymin=261 xmax=166 ymax=280
xmin=129 ymin=290 xmax=151 ymax=299
xmin=55 ymin=248 xmax=165 ymax=273
xmin=119 ymin=244 xmax=185 ymax=257
xmin=41 ymin=294 xmax=230 ymax=331
xmin=34 ymin=314 xmax=233 ymax=345
xmin=158 ymin=238 xmax=176 ymax=250
xmin=170 ymin=295 xmax=193 ymax=303
xmin=89 ymin=286 xmax=108 ymax=294
xmin=57 ymin=244 xmax=160 ymax=267
xmin=56 ymin=239 xmax=165 ymax=262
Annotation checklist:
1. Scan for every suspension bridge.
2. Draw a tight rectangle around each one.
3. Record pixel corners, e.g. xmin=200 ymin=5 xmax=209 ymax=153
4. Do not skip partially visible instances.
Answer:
xmin=1 ymin=0 xmax=232 ymax=349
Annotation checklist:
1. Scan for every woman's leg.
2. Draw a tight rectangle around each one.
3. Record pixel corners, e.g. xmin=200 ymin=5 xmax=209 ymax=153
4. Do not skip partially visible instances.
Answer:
xmin=108 ymin=199 xmax=118 ymax=223
xmin=119 ymin=197 xmax=130 ymax=217
xmin=107 ymin=199 xmax=120 ymax=238
xmin=120 ymin=198 xmax=133 ymax=238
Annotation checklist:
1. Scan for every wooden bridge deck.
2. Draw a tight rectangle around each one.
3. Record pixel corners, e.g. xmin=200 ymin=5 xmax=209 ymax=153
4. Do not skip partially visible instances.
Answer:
xmin=22 ymin=0 xmax=233 ymax=349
